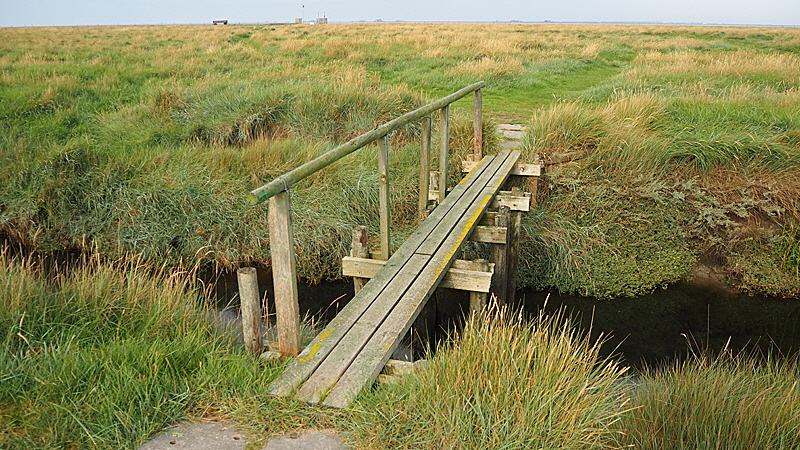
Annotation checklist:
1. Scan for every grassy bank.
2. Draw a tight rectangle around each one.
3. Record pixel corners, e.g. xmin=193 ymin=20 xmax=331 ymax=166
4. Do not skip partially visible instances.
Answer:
xmin=3 ymin=252 xmax=799 ymax=449
xmin=1 ymin=23 xmax=799 ymax=297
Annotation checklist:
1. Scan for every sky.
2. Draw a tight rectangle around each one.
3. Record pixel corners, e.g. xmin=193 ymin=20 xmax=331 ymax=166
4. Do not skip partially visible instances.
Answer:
xmin=1 ymin=0 xmax=799 ymax=28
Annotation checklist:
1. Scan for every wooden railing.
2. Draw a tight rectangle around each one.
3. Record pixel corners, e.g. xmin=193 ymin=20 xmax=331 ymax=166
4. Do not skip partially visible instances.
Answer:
xmin=248 ymin=81 xmax=486 ymax=356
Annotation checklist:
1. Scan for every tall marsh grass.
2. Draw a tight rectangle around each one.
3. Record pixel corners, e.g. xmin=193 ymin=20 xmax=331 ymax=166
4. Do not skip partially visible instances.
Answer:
xmin=0 ymin=252 xmax=277 ymax=449
xmin=619 ymin=350 xmax=800 ymax=450
xmin=345 ymin=306 xmax=628 ymax=450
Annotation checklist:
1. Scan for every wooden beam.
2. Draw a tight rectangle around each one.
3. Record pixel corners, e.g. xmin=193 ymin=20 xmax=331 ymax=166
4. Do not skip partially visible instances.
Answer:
xmin=462 ymin=161 xmax=541 ymax=177
xmin=469 ymin=225 xmax=507 ymax=244
xmin=438 ymin=105 xmax=449 ymax=205
xmin=418 ymin=117 xmax=431 ymax=222
xmin=491 ymin=190 xmax=532 ymax=212
xmin=378 ymin=135 xmax=390 ymax=260
xmin=469 ymin=259 xmax=491 ymax=314
xmin=250 ymin=81 xmax=486 ymax=204
xmin=268 ymin=191 xmax=302 ymax=357
xmin=342 ymin=257 xmax=494 ymax=293
xmin=473 ymin=89 xmax=482 ymax=160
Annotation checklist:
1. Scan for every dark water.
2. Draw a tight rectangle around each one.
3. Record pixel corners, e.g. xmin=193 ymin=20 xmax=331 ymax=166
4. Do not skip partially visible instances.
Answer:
xmin=209 ymin=265 xmax=800 ymax=368
xmin=516 ymin=282 xmax=800 ymax=369
xmin=6 ymin=232 xmax=799 ymax=369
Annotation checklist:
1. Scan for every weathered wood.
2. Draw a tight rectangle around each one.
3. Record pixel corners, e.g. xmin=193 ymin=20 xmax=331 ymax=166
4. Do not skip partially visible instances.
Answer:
xmin=469 ymin=225 xmax=507 ymax=244
xmin=418 ymin=117 xmax=431 ymax=221
xmin=350 ymin=226 xmax=369 ymax=294
xmin=298 ymin=155 xmax=511 ymax=405
xmin=342 ymin=257 xmax=493 ymax=293
xmin=378 ymin=135 xmax=390 ymax=261
xmin=469 ymin=259 xmax=491 ymax=314
xmin=268 ymin=191 xmax=302 ymax=357
xmin=462 ymin=161 xmax=541 ymax=177
xmin=249 ymin=81 xmax=486 ymax=204
xmin=491 ymin=190 xmax=532 ymax=212
xmin=479 ymin=211 xmax=498 ymax=226
xmin=438 ymin=105 xmax=449 ymax=205
xmin=237 ymin=267 xmax=263 ymax=355
xmin=295 ymin=253 xmax=430 ymax=404
xmin=508 ymin=209 xmax=523 ymax=304
xmin=267 ymin=155 xmax=497 ymax=398
xmin=490 ymin=205 xmax=511 ymax=306
xmin=473 ymin=88 xmax=483 ymax=160
xmin=322 ymin=151 xmax=521 ymax=408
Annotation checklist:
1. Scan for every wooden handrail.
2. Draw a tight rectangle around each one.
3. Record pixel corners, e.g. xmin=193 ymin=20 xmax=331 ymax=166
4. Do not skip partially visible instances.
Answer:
xmin=247 ymin=81 xmax=486 ymax=205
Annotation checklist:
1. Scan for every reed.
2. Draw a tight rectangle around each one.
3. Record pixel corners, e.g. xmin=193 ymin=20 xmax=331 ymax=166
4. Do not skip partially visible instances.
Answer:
xmin=345 ymin=305 xmax=629 ymax=450
xmin=619 ymin=350 xmax=800 ymax=450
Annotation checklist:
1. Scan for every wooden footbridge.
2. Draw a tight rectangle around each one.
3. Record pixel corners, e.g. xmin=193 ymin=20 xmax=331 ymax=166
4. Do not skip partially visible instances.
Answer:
xmin=247 ymin=82 xmax=539 ymax=408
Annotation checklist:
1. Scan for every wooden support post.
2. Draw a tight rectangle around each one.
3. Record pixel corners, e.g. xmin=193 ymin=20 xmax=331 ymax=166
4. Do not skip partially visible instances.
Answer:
xmin=268 ymin=191 xmax=302 ymax=357
xmin=473 ymin=88 xmax=483 ymax=160
xmin=350 ymin=225 xmax=370 ymax=294
xmin=469 ymin=259 xmax=491 ymax=314
xmin=438 ymin=105 xmax=449 ymax=205
xmin=237 ymin=267 xmax=263 ymax=355
xmin=378 ymin=134 xmax=390 ymax=260
xmin=490 ymin=205 xmax=511 ymax=305
xmin=507 ymin=187 xmax=524 ymax=303
xmin=418 ymin=117 xmax=431 ymax=222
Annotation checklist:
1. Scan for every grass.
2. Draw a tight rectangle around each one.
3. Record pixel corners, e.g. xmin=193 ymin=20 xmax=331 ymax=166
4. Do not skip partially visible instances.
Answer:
xmin=344 ymin=305 xmax=629 ymax=450
xmin=619 ymin=350 xmax=800 ymax=450
xmin=0 ymin=252 xmax=283 ymax=449
xmin=1 ymin=23 xmax=800 ymax=297
xmin=3 ymin=250 xmax=800 ymax=449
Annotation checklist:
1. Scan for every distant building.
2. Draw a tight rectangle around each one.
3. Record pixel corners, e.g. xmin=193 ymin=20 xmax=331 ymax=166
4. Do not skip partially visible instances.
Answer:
xmin=317 ymin=17 xmax=328 ymax=24
xmin=213 ymin=20 xmax=228 ymax=25
xmin=295 ymin=18 xmax=303 ymax=24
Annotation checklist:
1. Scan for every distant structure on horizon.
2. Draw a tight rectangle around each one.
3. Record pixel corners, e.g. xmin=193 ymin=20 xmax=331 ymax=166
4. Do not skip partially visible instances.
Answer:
xmin=295 ymin=18 xmax=303 ymax=24
xmin=212 ymin=20 xmax=228 ymax=25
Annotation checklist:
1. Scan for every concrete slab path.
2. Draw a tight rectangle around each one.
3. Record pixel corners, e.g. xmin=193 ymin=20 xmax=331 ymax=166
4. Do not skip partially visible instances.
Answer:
xmin=139 ymin=421 xmax=349 ymax=450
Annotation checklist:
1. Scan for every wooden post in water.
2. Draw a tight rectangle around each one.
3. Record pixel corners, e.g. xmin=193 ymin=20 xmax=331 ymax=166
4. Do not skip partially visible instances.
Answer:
xmin=237 ymin=267 xmax=263 ymax=355
xmin=268 ymin=191 xmax=302 ymax=357
xmin=378 ymin=134 xmax=390 ymax=260
xmin=469 ymin=259 xmax=491 ymax=314
xmin=418 ymin=117 xmax=431 ymax=222
xmin=350 ymin=225 xmax=370 ymax=294
xmin=507 ymin=188 xmax=524 ymax=303
xmin=473 ymin=89 xmax=483 ymax=160
xmin=490 ymin=205 xmax=511 ymax=305
xmin=438 ymin=105 xmax=450 ymax=205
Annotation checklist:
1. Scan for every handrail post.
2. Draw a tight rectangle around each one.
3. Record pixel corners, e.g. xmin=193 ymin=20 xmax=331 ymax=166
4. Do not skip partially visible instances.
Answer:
xmin=268 ymin=191 xmax=302 ymax=357
xmin=438 ymin=105 xmax=450 ymax=205
xmin=473 ymin=88 xmax=483 ymax=160
xmin=378 ymin=134 xmax=390 ymax=260
xmin=418 ymin=116 xmax=431 ymax=222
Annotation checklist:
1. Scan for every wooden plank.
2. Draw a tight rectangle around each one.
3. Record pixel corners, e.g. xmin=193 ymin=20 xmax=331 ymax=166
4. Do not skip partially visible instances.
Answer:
xmin=323 ymin=150 xmax=521 ymax=408
xmin=438 ymin=105 xmax=449 ymax=205
xmin=268 ymin=191 xmax=302 ymax=357
xmin=469 ymin=225 xmax=507 ymax=244
xmin=418 ymin=117 xmax=431 ymax=221
xmin=462 ymin=160 xmax=541 ymax=177
xmin=479 ymin=211 xmax=498 ymax=226
xmin=473 ymin=89 xmax=482 ymax=160
xmin=267 ymin=155 xmax=497 ymax=397
xmin=491 ymin=190 xmax=532 ymax=212
xmin=378 ymin=135 xmax=390 ymax=260
xmin=342 ymin=257 xmax=493 ymax=293
xmin=295 ymin=253 xmax=430 ymax=404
